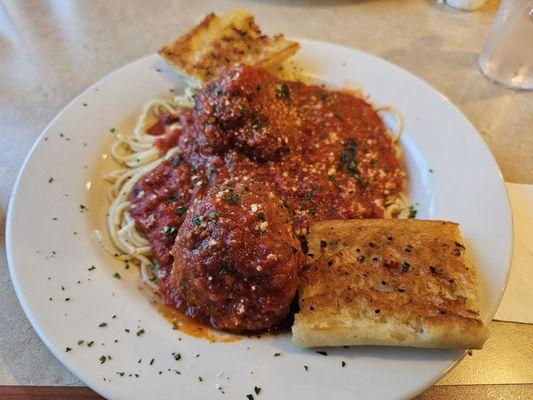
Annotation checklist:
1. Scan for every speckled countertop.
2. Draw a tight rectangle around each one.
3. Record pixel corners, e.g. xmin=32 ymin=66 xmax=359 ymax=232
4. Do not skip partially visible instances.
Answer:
xmin=0 ymin=0 xmax=531 ymax=388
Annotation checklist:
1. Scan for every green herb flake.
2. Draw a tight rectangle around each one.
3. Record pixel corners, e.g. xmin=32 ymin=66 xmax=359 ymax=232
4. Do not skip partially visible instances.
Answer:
xmin=172 ymin=352 xmax=181 ymax=361
xmin=370 ymin=158 xmax=378 ymax=166
xmin=341 ymin=361 xmax=346 ymax=367
xmin=176 ymin=206 xmax=188 ymax=216
xmin=209 ymin=211 xmax=218 ymax=219
xmin=150 ymin=358 xmax=155 ymax=366
xmin=77 ymin=340 xmax=84 ymax=346
xmin=162 ymin=225 xmax=176 ymax=235
xmin=98 ymin=322 xmax=107 ymax=328
xmin=172 ymin=321 xmax=178 ymax=330
xmin=48 ymin=177 xmax=54 ymax=183
xmin=340 ymin=139 xmax=359 ymax=175
xmin=99 ymin=355 xmax=107 ymax=364
xmin=273 ymin=352 xmax=281 ymax=357
xmin=198 ymin=376 xmax=203 ymax=382
xmin=304 ymin=192 xmax=313 ymax=201
xmin=113 ymin=272 xmax=121 ymax=279
xmin=65 ymin=347 xmax=72 ymax=352
xmin=192 ymin=215 xmax=202 ymax=226
xmin=110 ymin=128 xmax=116 ymax=133
xmin=224 ymin=191 xmax=239 ymax=204
xmin=309 ymin=207 xmax=317 ymax=216
xmin=328 ymin=174 xmax=336 ymax=182
xmin=247 ymin=395 xmax=254 ymax=400
xmin=254 ymin=386 xmax=261 ymax=395
xmin=136 ymin=329 xmax=145 ymax=336
xmin=87 ymin=341 xmax=94 ymax=347
xmin=257 ymin=212 xmax=265 ymax=221
xmin=408 ymin=205 xmax=417 ymax=219
xmin=316 ymin=350 xmax=328 ymax=356
xmin=334 ymin=112 xmax=343 ymax=120
xmin=304 ymin=365 xmax=309 ymax=371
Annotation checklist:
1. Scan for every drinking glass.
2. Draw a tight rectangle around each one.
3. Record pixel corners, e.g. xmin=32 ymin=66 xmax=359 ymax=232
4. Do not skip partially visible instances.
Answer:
xmin=478 ymin=0 xmax=533 ymax=90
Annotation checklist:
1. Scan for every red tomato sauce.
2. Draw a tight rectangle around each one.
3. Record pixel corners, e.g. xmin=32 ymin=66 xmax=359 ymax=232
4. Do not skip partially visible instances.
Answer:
xmin=130 ymin=64 xmax=406 ymax=331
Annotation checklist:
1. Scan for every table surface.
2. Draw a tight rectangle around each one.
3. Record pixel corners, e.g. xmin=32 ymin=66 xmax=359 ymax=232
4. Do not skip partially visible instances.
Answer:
xmin=1 ymin=0 xmax=532 ymax=398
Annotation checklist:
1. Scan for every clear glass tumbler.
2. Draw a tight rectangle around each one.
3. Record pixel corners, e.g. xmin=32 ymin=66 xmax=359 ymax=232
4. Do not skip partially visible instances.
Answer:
xmin=478 ymin=0 xmax=533 ymax=90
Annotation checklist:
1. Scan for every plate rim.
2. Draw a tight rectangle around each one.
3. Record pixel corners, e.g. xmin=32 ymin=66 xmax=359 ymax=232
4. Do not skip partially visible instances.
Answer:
xmin=6 ymin=38 xmax=514 ymax=400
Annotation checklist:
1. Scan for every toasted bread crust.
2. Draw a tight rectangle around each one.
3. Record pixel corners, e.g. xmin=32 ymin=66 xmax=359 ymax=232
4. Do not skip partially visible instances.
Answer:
xmin=292 ymin=219 xmax=489 ymax=349
xmin=159 ymin=10 xmax=300 ymax=87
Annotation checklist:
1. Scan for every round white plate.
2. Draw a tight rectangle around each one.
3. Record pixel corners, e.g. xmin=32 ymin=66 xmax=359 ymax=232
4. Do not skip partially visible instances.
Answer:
xmin=7 ymin=39 xmax=512 ymax=400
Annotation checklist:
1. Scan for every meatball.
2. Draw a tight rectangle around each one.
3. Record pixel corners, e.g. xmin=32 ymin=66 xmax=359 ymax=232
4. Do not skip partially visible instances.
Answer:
xmin=171 ymin=178 xmax=304 ymax=331
xmin=185 ymin=64 xmax=300 ymax=161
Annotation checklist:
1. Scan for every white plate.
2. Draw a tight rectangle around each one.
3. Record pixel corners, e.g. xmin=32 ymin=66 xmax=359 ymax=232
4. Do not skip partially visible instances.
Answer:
xmin=7 ymin=39 xmax=512 ymax=400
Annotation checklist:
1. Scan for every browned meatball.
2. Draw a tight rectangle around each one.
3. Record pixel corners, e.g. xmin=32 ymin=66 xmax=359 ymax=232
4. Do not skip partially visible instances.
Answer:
xmin=171 ymin=178 xmax=304 ymax=331
xmin=183 ymin=64 xmax=299 ymax=161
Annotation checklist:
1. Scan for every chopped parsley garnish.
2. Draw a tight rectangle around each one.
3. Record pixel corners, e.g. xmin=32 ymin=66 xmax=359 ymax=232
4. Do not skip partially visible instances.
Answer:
xmin=310 ymin=182 xmax=320 ymax=191
xmin=328 ymin=174 xmax=336 ymax=182
xmin=48 ymin=177 xmax=54 ymax=183
xmin=309 ymin=207 xmax=317 ymax=215
xmin=198 ymin=376 xmax=203 ymax=382
xmin=304 ymin=192 xmax=313 ymax=201
xmin=113 ymin=272 xmax=121 ymax=279
xmin=171 ymin=155 xmax=182 ymax=167
xmin=275 ymin=82 xmax=290 ymax=100
xmin=342 ymin=361 xmax=346 ymax=367
xmin=192 ymin=215 xmax=202 ymax=226
xmin=99 ymin=355 xmax=107 ymax=364
xmin=224 ymin=191 xmax=239 ymax=204
xmin=136 ymin=329 xmax=145 ymax=336
xmin=98 ymin=322 xmax=107 ymax=328
xmin=87 ymin=341 xmax=94 ymax=347
xmin=256 ymin=84 xmax=262 ymax=92
xmin=257 ymin=212 xmax=265 ymax=221
xmin=162 ymin=225 xmax=176 ymax=234
xmin=334 ymin=112 xmax=343 ymax=120
xmin=273 ymin=352 xmax=281 ymax=357
xmin=65 ymin=347 xmax=72 ymax=352
xmin=304 ymin=365 xmax=309 ymax=371
xmin=254 ymin=386 xmax=261 ymax=395
xmin=370 ymin=158 xmax=378 ymax=166
xmin=110 ymin=128 xmax=115 ymax=133
xmin=77 ymin=340 xmax=84 ymax=345
xmin=408 ymin=205 xmax=417 ymax=219
xmin=209 ymin=211 xmax=218 ymax=219
xmin=401 ymin=262 xmax=410 ymax=274
xmin=150 ymin=358 xmax=154 ymax=366
xmin=340 ymin=139 xmax=359 ymax=175
xmin=429 ymin=168 xmax=434 ymax=173
xmin=172 ymin=352 xmax=181 ymax=361
xmin=246 ymin=395 xmax=254 ymax=400
xmin=316 ymin=350 xmax=327 ymax=356
xmin=176 ymin=206 xmax=188 ymax=216
xmin=172 ymin=321 xmax=178 ymax=330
